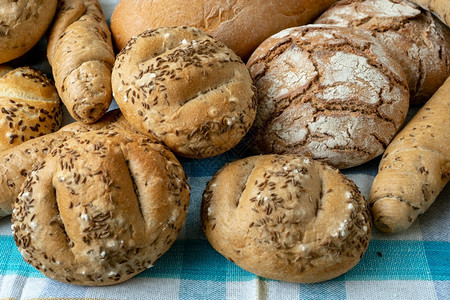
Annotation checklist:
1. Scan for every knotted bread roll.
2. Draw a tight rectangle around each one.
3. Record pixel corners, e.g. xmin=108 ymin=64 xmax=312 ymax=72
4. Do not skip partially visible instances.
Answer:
xmin=47 ymin=0 xmax=115 ymax=123
xmin=201 ymin=154 xmax=371 ymax=283
xmin=0 ymin=66 xmax=62 ymax=152
xmin=12 ymin=130 xmax=190 ymax=286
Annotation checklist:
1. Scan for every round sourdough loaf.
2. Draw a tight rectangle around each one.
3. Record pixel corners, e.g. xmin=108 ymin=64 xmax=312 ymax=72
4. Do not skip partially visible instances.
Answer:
xmin=315 ymin=0 xmax=450 ymax=104
xmin=12 ymin=130 xmax=190 ymax=286
xmin=112 ymin=26 xmax=257 ymax=158
xmin=201 ymin=154 xmax=371 ymax=283
xmin=247 ymin=25 xmax=409 ymax=169
xmin=0 ymin=0 xmax=57 ymax=63
xmin=0 ymin=66 xmax=62 ymax=152
xmin=110 ymin=0 xmax=337 ymax=60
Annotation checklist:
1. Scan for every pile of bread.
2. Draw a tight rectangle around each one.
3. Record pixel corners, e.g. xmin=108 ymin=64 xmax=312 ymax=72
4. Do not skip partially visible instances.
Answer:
xmin=0 ymin=0 xmax=448 ymax=286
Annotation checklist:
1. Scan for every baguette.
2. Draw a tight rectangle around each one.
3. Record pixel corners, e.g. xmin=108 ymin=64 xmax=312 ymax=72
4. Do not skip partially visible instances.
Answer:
xmin=0 ymin=110 xmax=136 ymax=218
xmin=47 ymin=0 xmax=115 ymax=123
xmin=370 ymin=76 xmax=450 ymax=233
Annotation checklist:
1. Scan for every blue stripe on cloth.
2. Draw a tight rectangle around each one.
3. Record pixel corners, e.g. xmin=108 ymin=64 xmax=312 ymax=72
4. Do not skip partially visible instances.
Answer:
xmin=342 ymin=240 xmax=446 ymax=281
xmin=1 ymin=236 xmax=448 ymax=282
xmin=424 ymin=241 xmax=450 ymax=281
xmin=0 ymin=236 xmax=44 ymax=278
xmin=177 ymin=239 xmax=254 ymax=281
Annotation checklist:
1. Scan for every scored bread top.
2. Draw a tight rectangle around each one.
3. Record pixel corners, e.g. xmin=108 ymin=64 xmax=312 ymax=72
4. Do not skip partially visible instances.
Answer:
xmin=0 ymin=110 xmax=135 ymax=219
xmin=0 ymin=67 xmax=62 ymax=152
xmin=112 ymin=26 xmax=256 ymax=158
xmin=12 ymin=130 xmax=190 ymax=286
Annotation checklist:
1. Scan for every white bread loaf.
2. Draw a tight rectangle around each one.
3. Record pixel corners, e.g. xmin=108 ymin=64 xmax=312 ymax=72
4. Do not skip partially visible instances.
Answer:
xmin=110 ymin=0 xmax=337 ymax=60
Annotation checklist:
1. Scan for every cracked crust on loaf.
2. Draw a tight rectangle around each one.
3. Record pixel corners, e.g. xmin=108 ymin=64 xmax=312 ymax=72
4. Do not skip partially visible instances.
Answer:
xmin=247 ymin=25 xmax=409 ymax=169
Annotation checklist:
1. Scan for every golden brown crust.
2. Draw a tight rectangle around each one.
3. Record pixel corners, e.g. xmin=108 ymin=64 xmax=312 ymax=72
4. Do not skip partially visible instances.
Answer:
xmin=408 ymin=0 xmax=450 ymax=27
xmin=0 ymin=67 xmax=62 ymax=152
xmin=12 ymin=130 xmax=190 ymax=286
xmin=47 ymin=0 xmax=115 ymax=123
xmin=247 ymin=25 xmax=409 ymax=169
xmin=315 ymin=0 xmax=450 ymax=104
xmin=0 ymin=110 xmax=129 ymax=218
xmin=0 ymin=0 xmax=57 ymax=64
xmin=370 ymin=76 xmax=450 ymax=233
xmin=0 ymin=65 xmax=13 ymax=77
xmin=110 ymin=0 xmax=337 ymax=60
xmin=112 ymin=26 xmax=257 ymax=158
xmin=201 ymin=154 xmax=371 ymax=283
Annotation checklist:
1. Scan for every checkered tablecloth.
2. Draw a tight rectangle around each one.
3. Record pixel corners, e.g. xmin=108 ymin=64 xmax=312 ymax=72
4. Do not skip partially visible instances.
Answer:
xmin=0 ymin=1 xmax=448 ymax=299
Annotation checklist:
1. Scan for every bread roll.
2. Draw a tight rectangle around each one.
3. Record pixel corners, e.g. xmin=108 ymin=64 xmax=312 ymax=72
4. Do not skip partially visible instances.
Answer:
xmin=0 ymin=65 xmax=13 ymax=77
xmin=315 ymin=0 xmax=450 ymax=104
xmin=0 ymin=0 xmax=57 ymax=64
xmin=408 ymin=0 xmax=450 ymax=26
xmin=0 ymin=66 xmax=62 ymax=152
xmin=201 ymin=154 xmax=371 ymax=283
xmin=12 ymin=130 xmax=190 ymax=286
xmin=370 ymin=76 xmax=450 ymax=233
xmin=0 ymin=110 xmax=134 ymax=218
xmin=47 ymin=0 xmax=115 ymax=123
xmin=110 ymin=0 xmax=337 ymax=60
xmin=112 ymin=26 xmax=257 ymax=158
xmin=247 ymin=25 xmax=409 ymax=169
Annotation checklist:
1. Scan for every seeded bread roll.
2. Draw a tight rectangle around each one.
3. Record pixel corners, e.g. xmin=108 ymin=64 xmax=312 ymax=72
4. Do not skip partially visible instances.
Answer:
xmin=112 ymin=26 xmax=257 ymax=158
xmin=247 ymin=25 xmax=409 ymax=169
xmin=110 ymin=0 xmax=337 ymax=60
xmin=0 ymin=0 xmax=57 ymax=64
xmin=315 ymin=0 xmax=450 ymax=104
xmin=0 ymin=110 xmax=135 ymax=218
xmin=12 ymin=130 xmax=190 ymax=286
xmin=0 ymin=66 xmax=62 ymax=152
xmin=201 ymin=154 xmax=371 ymax=283
xmin=47 ymin=0 xmax=115 ymax=123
